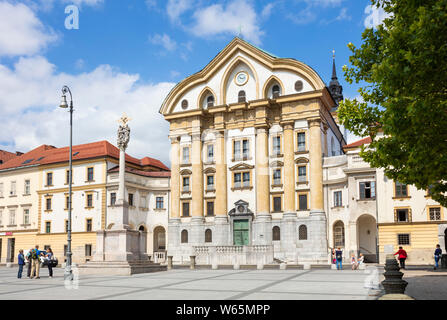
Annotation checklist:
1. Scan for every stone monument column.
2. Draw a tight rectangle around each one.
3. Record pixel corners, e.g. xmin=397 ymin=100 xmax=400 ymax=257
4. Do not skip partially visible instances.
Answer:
xmin=254 ymin=127 xmax=272 ymax=245
xmin=191 ymin=131 xmax=204 ymax=244
xmin=214 ymin=130 xmax=229 ymax=245
xmin=307 ymin=117 xmax=328 ymax=261
xmin=281 ymin=122 xmax=298 ymax=261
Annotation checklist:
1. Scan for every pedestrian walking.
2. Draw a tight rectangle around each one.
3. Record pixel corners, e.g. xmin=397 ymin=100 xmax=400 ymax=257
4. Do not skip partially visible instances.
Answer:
xmin=17 ymin=250 xmax=25 ymax=279
xmin=25 ymin=249 xmax=33 ymax=278
xmin=358 ymin=253 xmax=365 ymax=267
xmin=394 ymin=246 xmax=408 ymax=269
xmin=434 ymin=244 xmax=442 ymax=270
xmin=45 ymin=248 xmax=54 ymax=278
xmin=351 ymin=254 xmax=359 ymax=270
xmin=30 ymin=245 xmax=43 ymax=279
xmin=335 ymin=247 xmax=343 ymax=270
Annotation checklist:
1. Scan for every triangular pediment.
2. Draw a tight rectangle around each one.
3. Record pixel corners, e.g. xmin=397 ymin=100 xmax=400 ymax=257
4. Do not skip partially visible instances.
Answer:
xmin=229 ymin=162 xmax=255 ymax=171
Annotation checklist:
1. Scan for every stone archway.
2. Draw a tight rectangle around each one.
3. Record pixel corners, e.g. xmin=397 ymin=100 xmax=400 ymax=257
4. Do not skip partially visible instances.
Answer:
xmin=357 ymin=214 xmax=377 ymax=263
xmin=153 ymin=226 xmax=166 ymax=252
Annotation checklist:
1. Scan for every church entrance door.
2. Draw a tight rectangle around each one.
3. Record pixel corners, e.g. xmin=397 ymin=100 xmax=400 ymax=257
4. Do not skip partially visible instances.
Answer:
xmin=233 ymin=220 xmax=249 ymax=246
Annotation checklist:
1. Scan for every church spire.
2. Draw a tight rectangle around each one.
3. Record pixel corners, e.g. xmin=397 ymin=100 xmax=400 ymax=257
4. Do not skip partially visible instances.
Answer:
xmin=329 ymin=49 xmax=343 ymax=107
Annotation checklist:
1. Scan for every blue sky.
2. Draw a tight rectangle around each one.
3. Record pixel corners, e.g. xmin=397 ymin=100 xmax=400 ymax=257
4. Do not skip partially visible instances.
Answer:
xmin=0 ymin=0 xmax=389 ymax=165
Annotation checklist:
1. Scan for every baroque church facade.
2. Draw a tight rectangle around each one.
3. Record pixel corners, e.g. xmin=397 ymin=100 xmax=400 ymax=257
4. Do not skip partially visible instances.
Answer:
xmin=160 ymin=38 xmax=345 ymax=264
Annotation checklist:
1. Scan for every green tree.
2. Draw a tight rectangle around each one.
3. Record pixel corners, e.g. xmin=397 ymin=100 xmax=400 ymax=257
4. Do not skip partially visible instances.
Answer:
xmin=339 ymin=0 xmax=447 ymax=206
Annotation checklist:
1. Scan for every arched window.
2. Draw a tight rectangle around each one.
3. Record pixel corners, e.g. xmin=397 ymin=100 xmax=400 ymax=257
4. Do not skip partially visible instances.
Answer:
xmin=299 ymin=225 xmax=307 ymax=240
xmin=207 ymin=95 xmax=215 ymax=107
xmin=272 ymin=85 xmax=281 ymax=98
xmin=181 ymin=230 xmax=188 ymax=243
xmin=238 ymin=90 xmax=246 ymax=103
xmin=139 ymin=225 xmax=145 ymax=232
xmin=205 ymin=229 xmax=212 ymax=243
xmin=272 ymin=226 xmax=280 ymax=241
xmin=333 ymin=221 xmax=345 ymax=247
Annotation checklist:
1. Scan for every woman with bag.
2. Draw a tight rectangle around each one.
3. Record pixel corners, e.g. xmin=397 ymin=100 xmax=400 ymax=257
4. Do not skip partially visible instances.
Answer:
xmin=45 ymin=248 xmax=54 ymax=278
xmin=434 ymin=244 xmax=442 ymax=270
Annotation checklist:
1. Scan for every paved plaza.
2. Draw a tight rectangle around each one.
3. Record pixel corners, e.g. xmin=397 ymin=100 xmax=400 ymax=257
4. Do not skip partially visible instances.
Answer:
xmin=0 ymin=266 xmax=383 ymax=300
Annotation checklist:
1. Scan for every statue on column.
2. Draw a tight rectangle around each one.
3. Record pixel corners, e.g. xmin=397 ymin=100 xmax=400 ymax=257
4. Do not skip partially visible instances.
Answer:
xmin=116 ymin=113 xmax=132 ymax=206
xmin=117 ymin=114 xmax=131 ymax=151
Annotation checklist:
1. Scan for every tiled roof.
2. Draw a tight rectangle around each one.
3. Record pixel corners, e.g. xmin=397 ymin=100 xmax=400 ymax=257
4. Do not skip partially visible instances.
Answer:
xmin=108 ymin=166 xmax=171 ymax=178
xmin=0 ymin=150 xmax=20 ymax=165
xmin=0 ymin=141 xmax=170 ymax=172
xmin=343 ymin=137 xmax=372 ymax=149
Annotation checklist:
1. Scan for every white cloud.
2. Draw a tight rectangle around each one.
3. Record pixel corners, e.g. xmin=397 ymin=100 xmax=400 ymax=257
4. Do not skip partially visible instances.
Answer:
xmin=0 ymin=56 xmax=175 ymax=165
xmin=364 ymin=4 xmax=392 ymax=29
xmin=166 ymin=0 xmax=193 ymax=23
xmin=261 ymin=3 xmax=275 ymax=19
xmin=149 ymin=33 xmax=178 ymax=52
xmin=190 ymin=0 xmax=264 ymax=45
xmin=336 ymin=7 xmax=350 ymax=21
xmin=0 ymin=1 xmax=58 ymax=57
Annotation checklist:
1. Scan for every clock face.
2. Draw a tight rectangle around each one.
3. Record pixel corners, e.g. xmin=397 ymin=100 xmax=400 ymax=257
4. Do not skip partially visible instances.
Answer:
xmin=235 ymin=71 xmax=249 ymax=86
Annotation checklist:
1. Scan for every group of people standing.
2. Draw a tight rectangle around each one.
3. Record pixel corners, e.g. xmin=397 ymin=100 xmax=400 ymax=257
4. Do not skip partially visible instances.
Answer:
xmin=17 ymin=245 xmax=56 ymax=279
xmin=331 ymin=248 xmax=365 ymax=270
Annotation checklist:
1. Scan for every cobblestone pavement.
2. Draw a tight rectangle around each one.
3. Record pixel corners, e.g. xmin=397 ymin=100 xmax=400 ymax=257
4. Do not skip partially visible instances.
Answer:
xmin=0 ymin=266 xmax=382 ymax=300
xmin=403 ymin=270 xmax=447 ymax=300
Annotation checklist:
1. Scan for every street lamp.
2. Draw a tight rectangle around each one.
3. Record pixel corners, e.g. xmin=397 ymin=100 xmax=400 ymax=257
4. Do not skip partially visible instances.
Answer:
xmin=59 ymin=85 xmax=73 ymax=281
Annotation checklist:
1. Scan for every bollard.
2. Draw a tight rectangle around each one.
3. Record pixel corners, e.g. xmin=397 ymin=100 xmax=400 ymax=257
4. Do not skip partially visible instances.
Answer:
xmin=381 ymin=254 xmax=408 ymax=294
xmin=167 ymin=256 xmax=173 ymax=270
xmin=190 ymin=255 xmax=196 ymax=270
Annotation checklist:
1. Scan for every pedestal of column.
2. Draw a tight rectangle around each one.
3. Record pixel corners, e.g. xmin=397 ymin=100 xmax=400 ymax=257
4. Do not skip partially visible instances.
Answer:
xmin=214 ymin=216 xmax=230 ymax=245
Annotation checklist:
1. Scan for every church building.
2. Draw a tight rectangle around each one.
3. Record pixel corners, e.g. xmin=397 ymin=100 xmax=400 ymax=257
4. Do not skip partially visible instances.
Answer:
xmin=160 ymin=38 xmax=345 ymax=264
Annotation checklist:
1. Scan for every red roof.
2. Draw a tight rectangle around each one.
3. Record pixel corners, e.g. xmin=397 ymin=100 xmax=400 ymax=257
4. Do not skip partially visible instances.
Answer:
xmin=343 ymin=137 xmax=372 ymax=149
xmin=0 ymin=150 xmax=20 ymax=165
xmin=0 ymin=141 xmax=170 ymax=172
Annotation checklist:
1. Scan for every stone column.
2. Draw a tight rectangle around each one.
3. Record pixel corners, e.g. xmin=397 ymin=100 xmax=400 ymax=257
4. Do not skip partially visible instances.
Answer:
xmin=170 ymin=136 xmax=180 ymax=219
xmin=282 ymin=122 xmax=295 ymax=213
xmin=191 ymin=132 xmax=204 ymax=244
xmin=307 ymin=117 xmax=327 ymax=260
xmin=254 ymin=127 xmax=271 ymax=245
xmin=215 ymin=130 xmax=229 ymax=245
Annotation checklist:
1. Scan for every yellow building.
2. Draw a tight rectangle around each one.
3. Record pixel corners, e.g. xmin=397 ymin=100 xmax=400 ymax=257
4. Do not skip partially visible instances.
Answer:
xmin=160 ymin=38 xmax=346 ymax=264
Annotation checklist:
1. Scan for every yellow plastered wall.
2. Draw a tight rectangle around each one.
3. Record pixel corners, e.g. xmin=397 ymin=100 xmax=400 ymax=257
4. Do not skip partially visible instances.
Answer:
xmin=378 ymin=223 xmax=439 ymax=264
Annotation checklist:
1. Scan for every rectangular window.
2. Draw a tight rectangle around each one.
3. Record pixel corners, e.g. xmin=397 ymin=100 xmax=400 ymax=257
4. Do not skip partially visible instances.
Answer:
xmin=183 ymin=177 xmax=190 ymax=192
xmin=395 ymin=181 xmax=408 ymax=197
xmin=207 ymin=145 xmax=214 ymax=162
xmin=46 ymin=173 xmax=53 ymax=186
xmin=273 ymin=197 xmax=282 ymax=212
xmin=85 ymin=244 xmax=92 ymax=257
xmin=10 ymin=181 xmax=16 ymax=196
xmin=273 ymin=136 xmax=281 ymax=155
xmin=234 ymin=173 xmax=241 ymax=188
xmin=207 ymin=175 xmax=214 ymax=190
xmin=66 ymin=170 xmax=70 ymax=184
xmin=45 ymin=221 xmax=51 ymax=234
xmin=298 ymin=166 xmax=307 ymax=182
xmin=182 ymin=202 xmax=190 ymax=217
xmin=46 ymin=198 xmax=52 ymax=211
xmin=297 ymin=133 xmax=306 ymax=152
xmin=242 ymin=139 xmax=249 ymax=158
xmin=429 ymin=207 xmax=441 ymax=221
xmin=24 ymin=180 xmax=30 ymax=195
xmin=156 ymin=197 xmax=164 ymax=209
xmin=128 ymin=193 xmax=134 ymax=206
xmin=182 ymin=147 xmax=190 ymax=164
xmin=243 ymin=172 xmax=250 ymax=187
xmin=86 ymin=219 xmax=92 ymax=232
xmin=334 ymin=191 xmax=342 ymax=207
xmin=87 ymin=167 xmax=94 ymax=181
xmin=110 ymin=192 xmax=116 ymax=206
xmin=273 ymin=169 xmax=281 ymax=185
xmin=65 ymin=220 xmax=69 ymax=233
xmin=23 ymin=209 xmax=30 ymax=225
xmin=395 ymin=209 xmax=410 ymax=222
xmin=64 ymin=245 xmax=68 ymax=256
xmin=359 ymin=181 xmax=376 ymax=199
xmin=234 ymin=140 xmax=241 ymax=160
xmin=9 ymin=210 xmax=16 ymax=226
xmin=86 ymin=194 xmax=93 ymax=207
xmin=398 ymin=234 xmax=410 ymax=246
xmin=298 ymin=194 xmax=308 ymax=211
xmin=206 ymin=201 xmax=214 ymax=216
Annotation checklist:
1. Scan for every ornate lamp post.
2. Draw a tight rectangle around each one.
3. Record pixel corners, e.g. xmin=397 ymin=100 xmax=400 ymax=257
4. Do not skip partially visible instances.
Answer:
xmin=59 ymin=85 xmax=73 ymax=281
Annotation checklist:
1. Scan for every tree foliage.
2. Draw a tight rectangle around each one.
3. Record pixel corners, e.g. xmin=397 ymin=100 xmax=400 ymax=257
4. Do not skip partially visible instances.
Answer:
xmin=339 ymin=0 xmax=447 ymax=206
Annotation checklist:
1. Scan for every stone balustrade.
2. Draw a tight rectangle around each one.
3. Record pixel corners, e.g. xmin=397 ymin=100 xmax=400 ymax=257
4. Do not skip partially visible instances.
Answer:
xmin=192 ymin=245 xmax=273 ymax=265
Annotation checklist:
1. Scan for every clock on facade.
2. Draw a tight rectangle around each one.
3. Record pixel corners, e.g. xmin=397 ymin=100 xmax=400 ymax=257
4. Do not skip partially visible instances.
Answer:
xmin=235 ymin=71 xmax=249 ymax=86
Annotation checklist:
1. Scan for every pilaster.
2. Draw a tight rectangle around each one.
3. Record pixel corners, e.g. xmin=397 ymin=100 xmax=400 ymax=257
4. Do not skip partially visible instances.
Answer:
xmin=255 ymin=127 xmax=270 ymax=215
xmin=170 ymin=136 xmax=180 ymax=219
xmin=191 ymin=132 xmax=203 ymax=217
xmin=215 ymin=131 xmax=227 ymax=216
xmin=282 ymin=122 xmax=295 ymax=213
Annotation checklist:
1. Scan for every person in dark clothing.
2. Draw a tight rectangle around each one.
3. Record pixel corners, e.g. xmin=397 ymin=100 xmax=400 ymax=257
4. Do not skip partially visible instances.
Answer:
xmin=434 ymin=244 xmax=442 ymax=270
xmin=17 ymin=250 xmax=25 ymax=279
xmin=394 ymin=246 xmax=408 ymax=269
xmin=335 ymin=247 xmax=343 ymax=270
xmin=26 ymin=248 xmax=34 ymax=278
xmin=45 ymin=248 xmax=54 ymax=278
